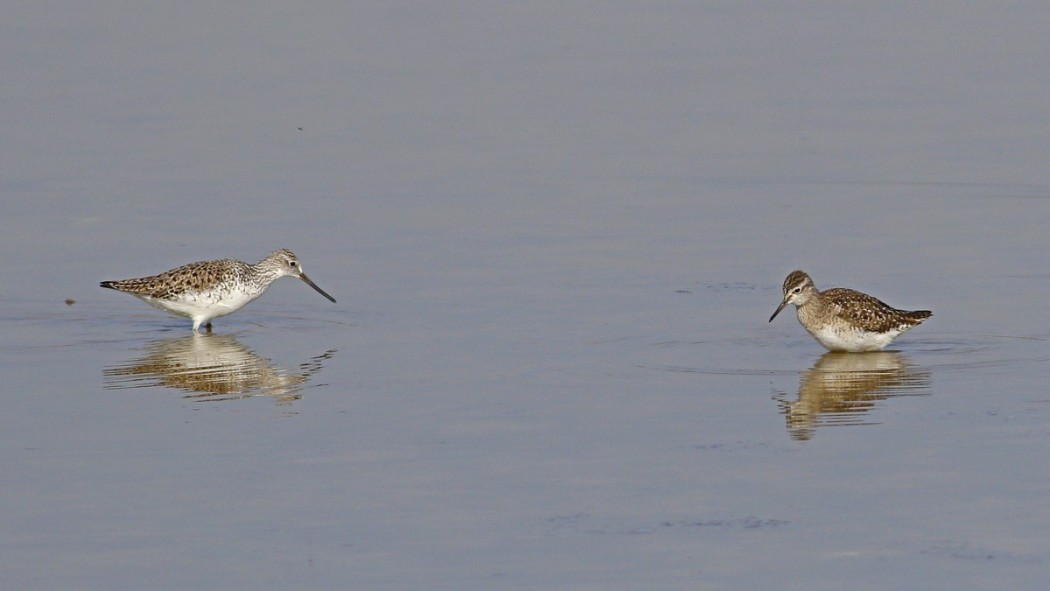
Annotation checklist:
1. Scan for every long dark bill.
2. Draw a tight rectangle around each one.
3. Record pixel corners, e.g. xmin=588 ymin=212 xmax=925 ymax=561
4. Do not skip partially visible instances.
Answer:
xmin=300 ymin=273 xmax=337 ymax=303
xmin=768 ymin=300 xmax=788 ymax=323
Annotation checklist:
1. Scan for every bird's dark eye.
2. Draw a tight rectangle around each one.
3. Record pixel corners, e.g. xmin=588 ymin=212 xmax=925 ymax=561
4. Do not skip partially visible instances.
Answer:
xmin=792 ymin=287 xmax=801 ymax=293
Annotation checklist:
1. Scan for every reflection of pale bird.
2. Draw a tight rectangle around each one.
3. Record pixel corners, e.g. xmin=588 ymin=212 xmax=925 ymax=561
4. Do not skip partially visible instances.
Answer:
xmin=769 ymin=270 xmax=930 ymax=352
xmin=101 ymin=249 xmax=336 ymax=332
xmin=777 ymin=351 xmax=931 ymax=441
xmin=103 ymin=333 xmax=336 ymax=403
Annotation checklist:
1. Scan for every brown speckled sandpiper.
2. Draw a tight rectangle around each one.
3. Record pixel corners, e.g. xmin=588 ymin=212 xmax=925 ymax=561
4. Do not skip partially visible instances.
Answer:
xmin=101 ymin=249 xmax=336 ymax=332
xmin=769 ymin=270 xmax=930 ymax=352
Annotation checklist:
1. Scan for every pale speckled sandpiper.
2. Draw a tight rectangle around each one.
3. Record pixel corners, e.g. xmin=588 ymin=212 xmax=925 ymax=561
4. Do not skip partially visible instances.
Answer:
xmin=769 ymin=270 xmax=931 ymax=352
xmin=101 ymin=248 xmax=336 ymax=332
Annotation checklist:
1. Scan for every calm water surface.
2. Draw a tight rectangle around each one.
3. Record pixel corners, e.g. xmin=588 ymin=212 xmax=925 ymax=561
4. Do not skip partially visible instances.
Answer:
xmin=3 ymin=4 xmax=1048 ymax=590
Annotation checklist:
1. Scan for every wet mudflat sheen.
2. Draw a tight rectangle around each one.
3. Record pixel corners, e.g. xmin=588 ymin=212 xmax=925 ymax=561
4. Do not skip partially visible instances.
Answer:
xmin=3 ymin=4 xmax=1049 ymax=590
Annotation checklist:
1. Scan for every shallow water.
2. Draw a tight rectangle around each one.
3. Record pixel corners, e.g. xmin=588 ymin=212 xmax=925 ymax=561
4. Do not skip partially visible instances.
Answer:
xmin=3 ymin=4 xmax=1049 ymax=590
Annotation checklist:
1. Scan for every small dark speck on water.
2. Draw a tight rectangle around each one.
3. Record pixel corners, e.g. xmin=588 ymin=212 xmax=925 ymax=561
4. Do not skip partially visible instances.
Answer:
xmin=64 ymin=298 xmax=75 ymax=306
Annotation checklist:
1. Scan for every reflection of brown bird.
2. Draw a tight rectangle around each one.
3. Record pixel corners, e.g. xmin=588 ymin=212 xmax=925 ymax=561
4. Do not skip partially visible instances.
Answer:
xmin=100 ymin=249 xmax=336 ymax=332
xmin=770 ymin=271 xmax=931 ymax=352
xmin=104 ymin=333 xmax=335 ymax=404
xmin=777 ymin=351 xmax=931 ymax=441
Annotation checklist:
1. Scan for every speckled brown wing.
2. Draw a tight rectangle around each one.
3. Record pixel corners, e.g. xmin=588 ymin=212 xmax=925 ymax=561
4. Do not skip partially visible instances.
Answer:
xmin=101 ymin=259 xmax=249 ymax=300
xmin=823 ymin=288 xmax=932 ymax=333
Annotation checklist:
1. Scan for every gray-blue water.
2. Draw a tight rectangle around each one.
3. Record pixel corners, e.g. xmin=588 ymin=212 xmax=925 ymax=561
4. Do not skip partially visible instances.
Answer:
xmin=3 ymin=4 xmax=1048 ymax=590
